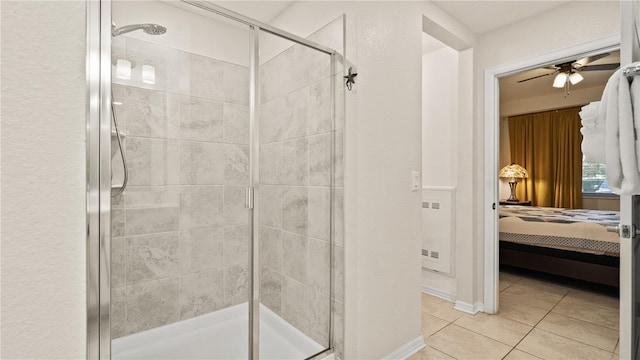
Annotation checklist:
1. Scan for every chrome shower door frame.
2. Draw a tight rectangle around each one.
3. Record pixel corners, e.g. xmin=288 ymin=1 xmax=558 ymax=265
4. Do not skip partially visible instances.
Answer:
xmin=87 ymin=1 xmax=337 ymax=359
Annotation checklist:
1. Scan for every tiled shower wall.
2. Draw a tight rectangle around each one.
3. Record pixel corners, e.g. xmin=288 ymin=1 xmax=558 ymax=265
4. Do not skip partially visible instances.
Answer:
xmin=258 ymin=17 xmax=345 ymax=355
xmin=110 ymin=36 xmax=250 ymax=338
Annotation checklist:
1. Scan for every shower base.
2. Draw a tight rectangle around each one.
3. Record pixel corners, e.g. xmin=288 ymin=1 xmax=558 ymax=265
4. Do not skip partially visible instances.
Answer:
xmin=113 ymin=303 xmax=324 ymax=359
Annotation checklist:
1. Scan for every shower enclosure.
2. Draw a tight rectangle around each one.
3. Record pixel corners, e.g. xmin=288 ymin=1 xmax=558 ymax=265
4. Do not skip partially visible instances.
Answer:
xmin=87 ymin=1 xmax=345 ymax=359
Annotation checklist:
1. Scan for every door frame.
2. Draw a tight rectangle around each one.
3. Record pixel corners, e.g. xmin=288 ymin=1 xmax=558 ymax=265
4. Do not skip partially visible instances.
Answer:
xmin=482 ymin=34 xmax=620 ymax=314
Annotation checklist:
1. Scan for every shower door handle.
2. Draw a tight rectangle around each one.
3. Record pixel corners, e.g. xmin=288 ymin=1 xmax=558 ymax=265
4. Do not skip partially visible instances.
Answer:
xmin=245 ymin=187 xmax=254 ymax=209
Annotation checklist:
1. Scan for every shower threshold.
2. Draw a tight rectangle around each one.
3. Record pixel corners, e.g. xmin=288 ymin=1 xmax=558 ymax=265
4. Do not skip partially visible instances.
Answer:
xmin=112 ymin=303 xmax=324 ymax=359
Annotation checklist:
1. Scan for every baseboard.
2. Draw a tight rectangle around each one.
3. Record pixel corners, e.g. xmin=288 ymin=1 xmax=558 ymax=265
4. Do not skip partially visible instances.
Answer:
xmin=421 ymin=285 xmax=456 ymax=303
xmin=381 ymin=335 xmax=426 ymax=360
xmin=453 ymin=300 xmax=484 ymax=314
xmin=318 ymin=353 xmax=336 ymax=360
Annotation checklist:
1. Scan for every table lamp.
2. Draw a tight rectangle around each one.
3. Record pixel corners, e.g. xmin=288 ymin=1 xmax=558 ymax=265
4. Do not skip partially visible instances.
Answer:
xmin=499 ymin=163 xmax=529 ymax=202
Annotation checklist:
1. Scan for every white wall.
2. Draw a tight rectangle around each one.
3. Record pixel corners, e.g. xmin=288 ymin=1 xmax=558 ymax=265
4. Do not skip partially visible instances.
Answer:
xmin=476 ymin=0 xmax=620 ymax=303
xmin=1 ymin=1 xmax=87 ymax=358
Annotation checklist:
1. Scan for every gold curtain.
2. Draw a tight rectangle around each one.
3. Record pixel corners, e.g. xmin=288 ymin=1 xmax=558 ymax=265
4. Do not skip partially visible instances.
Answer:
xmin=508 ymin=107 xmax=583 ymax=208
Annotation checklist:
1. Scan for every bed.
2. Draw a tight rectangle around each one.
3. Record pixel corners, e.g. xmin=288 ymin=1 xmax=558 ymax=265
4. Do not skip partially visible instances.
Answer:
xmin=499 ymin=205 xmax=620 ymax=287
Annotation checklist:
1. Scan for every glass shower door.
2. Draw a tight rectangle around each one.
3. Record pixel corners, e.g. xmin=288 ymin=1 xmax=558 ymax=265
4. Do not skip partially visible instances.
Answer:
xmin=257 ymin=30 xmax=334 ymax=359
xmin=109 ymin=2 xmax=252 ymax=358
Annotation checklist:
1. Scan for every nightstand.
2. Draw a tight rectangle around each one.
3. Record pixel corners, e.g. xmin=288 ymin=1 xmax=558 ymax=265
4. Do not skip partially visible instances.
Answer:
xmin=499 ymin=200 xmax=532 ymax=206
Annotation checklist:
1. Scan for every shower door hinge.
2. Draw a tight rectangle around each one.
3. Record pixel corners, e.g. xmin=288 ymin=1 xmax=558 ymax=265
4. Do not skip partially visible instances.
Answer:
xmin=245 ymin=187 xmax=254 ymax=209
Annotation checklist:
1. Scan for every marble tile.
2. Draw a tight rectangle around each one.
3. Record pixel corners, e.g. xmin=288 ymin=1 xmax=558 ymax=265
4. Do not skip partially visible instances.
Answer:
xmin=126 ymin=278 xmax=180 ymax=335
xmin=178 ymin=95 xmax=223 ymax=142
xmin=126 ymin=137 xmax=180 ymax=186
xmin=281 ymin=87 xmax=308 ymax=141
xmin=308 ymin=291 xmax=330 ymax=346
xmin=421 ymin=312 xmax=449 ymax=337
xmin=223 ymin=102 xmax=249 ymax=145
xmin=334 ymin=131 xmax=344 ymax=187
xmin=308 ymin=187 xmax=330 ymax=241
xmin=112 ymin=208 xmax=125 ymax=237
xmin=260 ymin=267 xmax=283 ymax=314
xmin=333 ymin=187 xmax=344 ymax=246
xmin=223 ymin=225 xmax=248 ymax=267
xmin=125 ymin=206 xmax=179 ymax=236
xmin=408 ymin=345 xmax=454 ymax=360
xmin=124 ymin=186 xmax=180 ymax=207
xmin=280 ymin=138 xmax=308 ymax=186
xmin=308 ymin=78 xmax=332 ymax=136
xmin=179 ymin=227 xmax=223 ymax=274
xmin=282 ymin=232 xmax=308 ymax=284
xmin=332 ymin=299 xmax=345 ymax=360
xmin=125 ymin=87 xmax=177 ymax=139
xmin=182 ymin=52 xmax=224 ymax=100
xmin=223 ymin=62 xmax=249 ymax=105
xmin=552 ymin=293 xmax=619 ymax=330
xmin=224 ymin=264 xmax=248 ymax=306
xmin=260 ymin=226 xmax=282 ymax=271
xmin=498 ymin=295 xmax=549 ymax=326
xmin=309 ymin=238 xmax=330 ymax=295
xmin=259 ymin=185 xmax=282 ymax=228
xmin=454 ymin=312 xmax=532 ymax=346
xmin=180 ymin=186 xmax=224 ymax=229
xmin=125 ymin=37 xmax=182 ymax=94
xmin=422 ymin=294 xmax=464 ymax=322
xmin=259 ymin=97 xmax=285 ymax=144
xmin=126 ymin=232 xmax=179 ymax=284
xmin=223 ymin=186 xmax=248 ymax=225
xmin=111 ymin=287 xmax=126 ymax=338
xmin=428 ymin=324 xmax=511 ymax=360
xmin=112 ymin=237 xmax=126 ymax=288
xmin=333 ymin=244 xmax=344 ymax=301
xmin=224 ymin=144 xmax=249 ymax=185
xmin=308 ymin=134 xmax=331 ymax=186
xmin=282 ymin=187 xmax=308 ymax=235
xmin=179 ymin=269 xmax=224 ymax=320
xmin=282 ymin=277 xmax=310 ymax=334
xmin=503 ymin=350 xmax=542 ymax=360
xmin=180 ymin=141 xmax=223 ymax=185
xmin=334 ymin=73 xmax=345 ymax=131
xmin=537 ymin=312 xmax=618 ymax=352
xmin=500 ymin=283 xmax=564 ymax=311
xmin=260 ymin=142 xmax=281 ymax=185
xmin=517 ymin=329 xmax=613 ymax=360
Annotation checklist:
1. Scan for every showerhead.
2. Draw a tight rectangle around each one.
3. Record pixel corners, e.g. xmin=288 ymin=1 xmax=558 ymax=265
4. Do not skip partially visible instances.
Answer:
xmin=112 ymin=23 xmax=167 ymax=37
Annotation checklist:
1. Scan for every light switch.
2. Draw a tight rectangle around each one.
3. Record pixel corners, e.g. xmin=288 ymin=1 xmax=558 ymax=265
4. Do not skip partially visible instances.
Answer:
xmin=411 ymin=171 xmax=420 ymax=191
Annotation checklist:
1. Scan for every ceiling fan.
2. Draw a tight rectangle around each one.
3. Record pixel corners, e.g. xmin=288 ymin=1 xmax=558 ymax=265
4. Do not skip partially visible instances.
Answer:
xmin=517 ymin=53 xmax=620 ymax=88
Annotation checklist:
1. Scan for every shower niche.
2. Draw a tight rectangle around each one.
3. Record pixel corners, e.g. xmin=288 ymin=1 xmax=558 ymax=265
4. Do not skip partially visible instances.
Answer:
xmin=101 ymin=1 xmax=344 ymax=359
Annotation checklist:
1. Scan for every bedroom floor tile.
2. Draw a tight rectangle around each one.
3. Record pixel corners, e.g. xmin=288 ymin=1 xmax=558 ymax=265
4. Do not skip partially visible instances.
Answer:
xmin=552 ymin=294 xmax=619 ymax=330
xmin=497 ymin=298 xmax=549 ymax=326
xmin=614 ymin=339 xmax=619 ymax=354
xmin=421 ymin=312 xmax=449 ymax=337
xmin=512 ymin=277 xmax=569 ymax=297
xmin=408 ymin=345 xmax=455 ymax=360
xmin=454 ymin=312 xmax=532 ymax=346
xmin=536 ymin=312 xmax=619 ymax=352
xmin=500 ymin=283 xmax=565 ymax=311
xmin=428 ymin=324 xmax=512 ymax=360
xmin=499 ymin=272 xmax=522 ymax=292
xmin=503 ymin=349 xmax=542 ymax=360
xmin=421 ymin=294 xmax=465 ymax=322
xmin=516 ymin=329 xmax=614 ymax=360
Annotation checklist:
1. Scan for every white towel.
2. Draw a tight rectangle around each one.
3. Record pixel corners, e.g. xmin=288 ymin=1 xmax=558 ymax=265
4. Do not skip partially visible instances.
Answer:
xmin=580 ymin=101 xmax=604 ymax=163
xmin=602 ymin=66 xmax=640 ymax=194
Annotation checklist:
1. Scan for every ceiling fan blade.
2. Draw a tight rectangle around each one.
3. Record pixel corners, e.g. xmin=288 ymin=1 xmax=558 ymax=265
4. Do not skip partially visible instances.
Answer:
xmin=575 ymin=53 xmax=610 ymax=66
xmin=577 ymin=63 xmax=620 ymax=72
xmin=516 ymin=70 xmax=558 ymax=83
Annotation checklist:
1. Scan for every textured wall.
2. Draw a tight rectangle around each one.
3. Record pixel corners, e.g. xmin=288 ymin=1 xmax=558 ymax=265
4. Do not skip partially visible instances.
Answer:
xmin=110 ymin=36 xmax=250 ymax=337
xmin=258 ymin=17 xmax=344 ymax=349
xmin=1 ymin=1 xmax=87 ymax=358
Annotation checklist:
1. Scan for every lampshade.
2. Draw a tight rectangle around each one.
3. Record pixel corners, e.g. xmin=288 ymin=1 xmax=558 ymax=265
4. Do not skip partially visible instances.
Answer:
xmin=499 ymin=163 xmax=529 ymax=180
xmin=552 ymin=72 xmax=568 ymax=88
xmin=569 ymin=72 xmax=584 ymax=85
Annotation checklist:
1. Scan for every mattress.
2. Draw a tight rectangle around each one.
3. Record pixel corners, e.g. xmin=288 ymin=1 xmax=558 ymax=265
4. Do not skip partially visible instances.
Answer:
xmin=499 ymin=205 xmax=620 ymax=256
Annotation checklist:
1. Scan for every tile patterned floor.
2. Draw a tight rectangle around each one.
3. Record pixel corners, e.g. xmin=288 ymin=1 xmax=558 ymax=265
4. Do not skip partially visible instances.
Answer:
xmin=410 ymin=271 xmax=620 ymax=360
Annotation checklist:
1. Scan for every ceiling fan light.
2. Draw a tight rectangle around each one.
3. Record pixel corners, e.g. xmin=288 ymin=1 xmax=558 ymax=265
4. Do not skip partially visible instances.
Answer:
xmin=553 ymin=72 xmax=568 ymax=88
xmin=569 ymin=72 xmax=584 ymax=85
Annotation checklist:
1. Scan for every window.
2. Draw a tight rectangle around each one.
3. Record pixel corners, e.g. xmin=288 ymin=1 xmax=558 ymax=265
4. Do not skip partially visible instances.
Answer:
xmin=582 ymin=156 xmax=611 ymax=194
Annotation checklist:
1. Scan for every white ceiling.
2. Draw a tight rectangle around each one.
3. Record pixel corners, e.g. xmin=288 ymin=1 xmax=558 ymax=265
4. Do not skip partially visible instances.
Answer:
xmin=499 ymin=51 xmax=619 ymax=102
xmin=432 ymin=0 xmax=572 ymax=34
